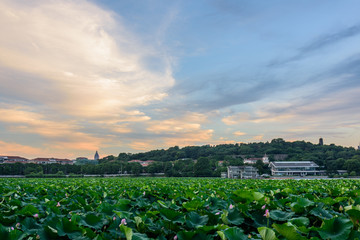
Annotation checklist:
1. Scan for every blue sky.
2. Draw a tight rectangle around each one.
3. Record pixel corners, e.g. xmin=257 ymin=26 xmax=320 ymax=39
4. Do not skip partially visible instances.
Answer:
xmin=0 ymin=0 xmax=360 ymax=159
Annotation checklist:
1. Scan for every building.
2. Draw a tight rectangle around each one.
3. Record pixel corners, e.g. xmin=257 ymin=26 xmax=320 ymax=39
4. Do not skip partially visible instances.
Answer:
xmin=243 ymin=154 xmax=269 ymax=165
xmin=227 ymin=166 xmax=259 ymax=179
xmin=269 ymin=161 xmax=320 ymax=176
xmin=319 ymin=138 xmax=324 ymax=146
xmin=30 ymin=158 xmax=74 ymax=165
xmin=94 ymin=151 xmax=100 ymax=161
xmin=0 ymin=156 xmax=28 ymax=164
xmin=128 ymin=160 xmax=155 ymax=167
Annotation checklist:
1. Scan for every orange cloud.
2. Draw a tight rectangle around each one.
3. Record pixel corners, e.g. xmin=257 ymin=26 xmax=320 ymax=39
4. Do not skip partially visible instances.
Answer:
xmin=0 ymin=140 xmax=42 ymax=157
xmin=233 ymin=131 xmax=246 ymax=136
xmin=128 ymin=141 xmax=154 ymax=151
xmin=0 ymin=0 xmax=175 ymax=118
xmin=144 ymin=112 xmax=213 ymax=148
xmin=0 ymin=106 xmax=79 ymax=137
xmin=222 ymin=112 xmax=250 ymax=125
xmin=253 ymin=135 xmax=264 ymax=141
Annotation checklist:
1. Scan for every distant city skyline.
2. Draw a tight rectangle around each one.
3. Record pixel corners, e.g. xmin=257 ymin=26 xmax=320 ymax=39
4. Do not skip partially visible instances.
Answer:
xmin=1 ymin=0 xmax=360 ymax=159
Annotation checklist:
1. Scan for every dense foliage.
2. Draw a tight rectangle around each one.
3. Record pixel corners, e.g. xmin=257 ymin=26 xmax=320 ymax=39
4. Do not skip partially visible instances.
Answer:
xmin=1 ymin=178 xmax=360 ymax=239
xmin=109 ymin=138 xmax=360 ymax=172
xmin=1 ymin=139 xmax=360 ymax=176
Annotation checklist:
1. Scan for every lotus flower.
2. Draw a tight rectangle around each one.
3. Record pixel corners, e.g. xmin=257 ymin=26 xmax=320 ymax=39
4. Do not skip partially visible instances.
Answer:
xmin=33 ymin=213 xmax=39 ymax=218
xmin=121 ymin=218 xmax=127 ymax=225
xmin=263 ymin=209 xmax=270 ymax=218
xmin=56 ymin=202 xmax=61 ymax=207
xmin=229 ymin=204 xmax=234 ymax=209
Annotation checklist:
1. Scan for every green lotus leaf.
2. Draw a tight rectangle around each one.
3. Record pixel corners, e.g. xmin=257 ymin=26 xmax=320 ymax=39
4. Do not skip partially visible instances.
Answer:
xmin=226 ymin=209 xmax=244 ymax=225
xmin=177 ymin=230 xmax=196 ymax=240
xmin=290 ymin=217 xmax=310 ymax=227
xmin=258 ymin=227 xmax=277 ymax=240
xmin=17 ymin=204 xmax=39 ymax=217
xmin=309 ymin=207 xmax=333 ymax=220
xmin=182 ymin=199 xmax=204 ymax=211
xmin=186 ymin=212 xmax=209 ymax=228
xmin=0 ymin=224 xmax=26 ymax=240
xmin=273 ymin=222 xmax=307 ymax=240
xmin=159 ymin=208 xmax=184 ymax=223
xmin=290 ymin=198 xmax=314 ymax=213
xmin=56 ymin=217 xmax=83 ymax=239
xmin=232 ymin=190 xmax=254 ymax=203
xmin=120 ymin=224 xmax=133 ymax=240
xmin=317 ymin=217 xmax=353 ymax=240
xmin=346 ymin=209 xmax=360 ymax=226
xmin=133 ymin=232 xmax=150 ymax=240
xmin=253 ymin=192 xmax=264 ymax=201
xmin=222 ymin=227 xmax=248 ymax=240
xmin=270 ymin=210 xmax=295 ymax=221
xmin=79 ymin=212 xmax=105 ymax=230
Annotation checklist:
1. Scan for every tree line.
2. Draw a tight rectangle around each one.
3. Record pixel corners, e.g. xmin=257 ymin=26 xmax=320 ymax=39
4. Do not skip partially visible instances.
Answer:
xmin=1 ymin=138 xmax=360 ymax=176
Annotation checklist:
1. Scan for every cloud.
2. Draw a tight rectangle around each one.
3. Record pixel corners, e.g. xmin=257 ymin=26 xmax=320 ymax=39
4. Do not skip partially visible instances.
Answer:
xmin=0 ymin=0 xmax=175 ymax=118
xmin=128 ymin=141 xmax=155 ymax=151
xmin=0 ymin=105 xmax=79 ymax=138
xmin=252 ymin=135 xmax=264 ymax=141
xmin=0 ymin=0 xmax=180 ymax=157
xmin=0 ymin=104 xmax=109 ymax=156
xmin=170 ymin=73 xmax=280 ymax=112
xmin=0 ymin=140 xmax=42 ymax=157
xmin=299 ymin=25 xmax=360 ymax=54
xmin=269 ymin=24 xmax=360 ymax=66
xmin=233 ymin=131 xmax=246 ymax=136
xmin=222 ymin=112 xmax=250 ymax=125
xmin=146 ymin=112 xmax=214 ymax=147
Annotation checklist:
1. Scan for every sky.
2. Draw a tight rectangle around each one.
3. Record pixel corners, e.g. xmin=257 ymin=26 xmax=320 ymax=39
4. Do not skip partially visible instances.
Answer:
xmin=1 ymin=0 xmax=360 ymax=159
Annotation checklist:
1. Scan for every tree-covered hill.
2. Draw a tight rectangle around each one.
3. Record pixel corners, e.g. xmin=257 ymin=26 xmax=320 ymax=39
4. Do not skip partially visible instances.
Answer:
xmin=102 ymin=138 xmax=359 ymax=171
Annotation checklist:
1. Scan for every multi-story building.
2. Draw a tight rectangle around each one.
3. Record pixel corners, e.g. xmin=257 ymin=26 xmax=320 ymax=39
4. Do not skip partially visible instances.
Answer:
xmin=227 ymin=166 xmax=259 ymax=179
xmin=243 ymin=154 xmax=269 ymax=165
xmin=269 ymin=161 xmax=320 ymax=176
xmin=30 ymin=158 xmax=74 ymax=165
xmin=128 ymin=160 xmax=155 ymax=167
xmin=0 ymin=156 xmax=28 ymax=164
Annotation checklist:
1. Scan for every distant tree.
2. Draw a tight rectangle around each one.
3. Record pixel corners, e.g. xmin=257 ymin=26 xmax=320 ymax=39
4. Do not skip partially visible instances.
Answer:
xmin=164 ymin=162 xmax=173 ymax=177
xmin=229 ymin=158 xmax=244 ymax=166
xmin=194 ymin=157 xmax=212 ymax=177
xmin=130 ymin=163 xmax=142 ymax=176
xmin=344 ymin=156 xmax=360 ymax=174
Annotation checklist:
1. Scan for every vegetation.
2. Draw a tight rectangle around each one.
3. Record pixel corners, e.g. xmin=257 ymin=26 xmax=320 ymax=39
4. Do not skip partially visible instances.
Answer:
xmin=1 ymin=178 xmax=360 ymax=239
xmin=1 ymin=139 xmax=359 ymax=177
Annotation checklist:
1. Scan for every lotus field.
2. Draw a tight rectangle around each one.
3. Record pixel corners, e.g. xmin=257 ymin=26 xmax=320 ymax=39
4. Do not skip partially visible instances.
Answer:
xmin=1 ymin=178 xmax=360 ymax=240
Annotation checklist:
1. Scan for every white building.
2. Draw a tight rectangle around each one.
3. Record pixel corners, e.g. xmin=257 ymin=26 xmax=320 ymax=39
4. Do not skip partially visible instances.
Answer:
xmin=269 ymin=161 xmax=320 ymax=176
xmin=0 ymin=156 xmax=28 ymax=164
xmin=227 ymin=166 xmax=259 ymax=179
xmin=243 ymin=154 xmax=269 ymax=165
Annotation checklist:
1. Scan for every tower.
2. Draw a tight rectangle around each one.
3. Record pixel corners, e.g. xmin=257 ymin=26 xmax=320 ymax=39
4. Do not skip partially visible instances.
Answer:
xmin=319 ymin=138 xmax=323 ymax=146
xmin=94 ymin=151 xmax=99 ymax=161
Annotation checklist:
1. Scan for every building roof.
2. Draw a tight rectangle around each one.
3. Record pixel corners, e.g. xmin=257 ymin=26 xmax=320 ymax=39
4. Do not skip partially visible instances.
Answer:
xmin=270 ymin=161 xmax=319 ymax=168
xmin=31 ymin=158 xmax=72 ymax=162
xmin=0 ymin=156 xmax=28 ymax=161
